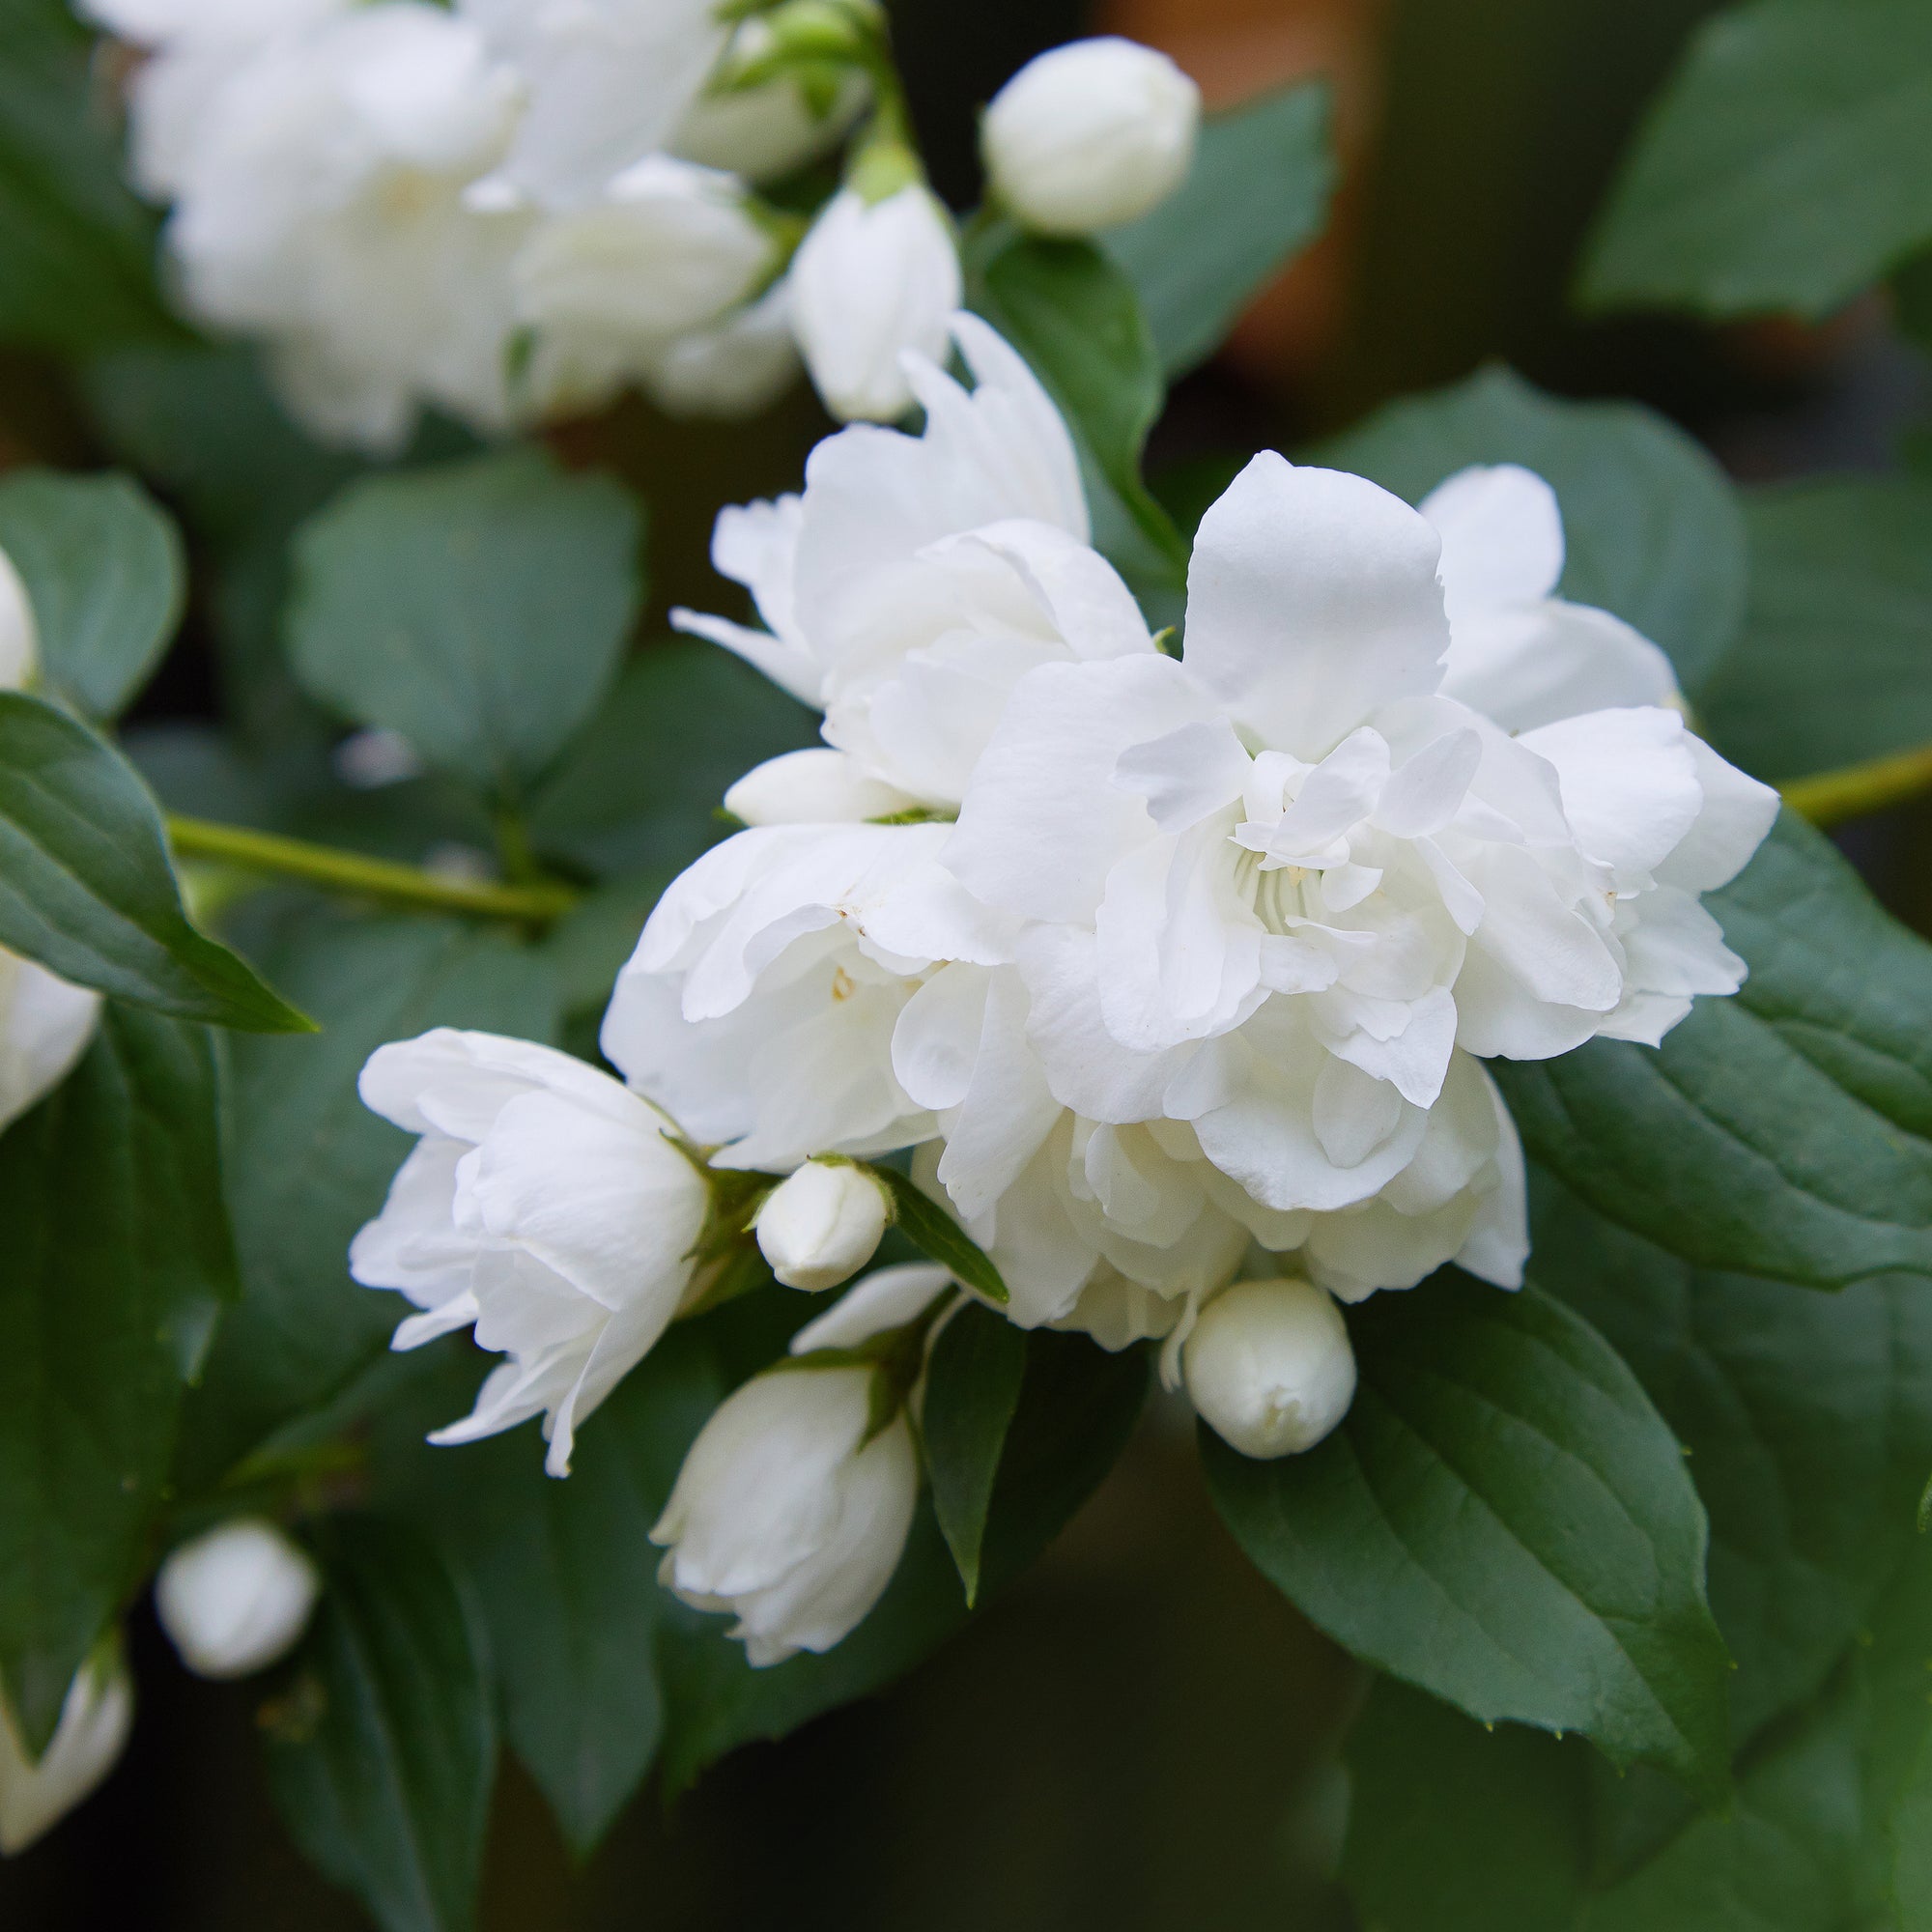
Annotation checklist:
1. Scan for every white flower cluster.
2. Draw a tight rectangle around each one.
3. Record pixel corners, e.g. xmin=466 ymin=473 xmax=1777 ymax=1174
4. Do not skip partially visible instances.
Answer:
xmin=350 ymin=312 xmax=1777 ymax=1671
xmin=85 ymin=10 xmax=1201 ymax=446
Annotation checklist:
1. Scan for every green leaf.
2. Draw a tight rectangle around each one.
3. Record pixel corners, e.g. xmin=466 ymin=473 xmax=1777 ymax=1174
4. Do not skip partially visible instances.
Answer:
xmin=1697 ymin=476 xmax=1932 ymax=781
xmin=0 ymin=0 xmax=175 ymax=354
xmin=1580 ymin=0 xmax=1932 ymax=320
xmin=288 ymin=450 xmax=643 ymax=801
xmin=1106 ymin=81 xmax=1336 ymax=378
xmin=0 ymin=692 xmax=312 ymax=1032
xmin=263 ymin=1518 xmax=496 ymax=1932
xmin=921 ymin=1302 xmax=1028 ymax=1604
xmin=1531 ymin=1170 xmax=1932 ymax=1747
xmin=0 ymin=1005 xmax=235 ymax=1754
xmin=526 ymin=640 xmax=817 ymax=879
xmin=1203 ymin=1274 xmax=1731 ymax=1798
xmin=965 ymin=225 xmax=1189 ymax=612
xmin=173 ymin=911 xmax=560 ymax=1493
xmin=0 ymin=469 xmax=185 ymax=719
xmin=1496 ymin=812 xmax=1932 ymax=1291
xmin=1316 ymin=363 xmax=1747 ymax=694
xmin=867 ymin=1163 xmax=1009 ymax=1305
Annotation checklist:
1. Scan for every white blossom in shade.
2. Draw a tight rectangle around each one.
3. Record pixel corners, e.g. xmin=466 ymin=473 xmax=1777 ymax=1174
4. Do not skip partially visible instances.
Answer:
xmin=80 ymin=0 xmax=351 ymax=200
xmin=632 ymin=276 xmax=802 ymax=421
xmin=1183 ymin=1277 xmax=1356 ymax=1458
xmin=651 ymin=1363 xmax=918 ymax=1665
xmin=0 ymin=1648 xmax=133 ymax=1856
xmin=0 ymin=947 xmax=101 ymax=1137
xmin=0 ymin=542 xmax=34 ymax=699
xmin=754 ymin=1158 xmax=891 ymax=1291
xmin=350 ymin=1028 xmax=709 ymax=1476
xmin=1425 ymin=463 xmax=1685 ymax=732
xmin=671 ymin=17 xmax=869 ymax=184
xmin=981 ymin=37 xmax=1200 ymax=237
xmin=674 ymin=313 xmax=1150 ymax=806
xmin=945 ymin=452 xmax=1777 ymax=1231
xmin=513 ymin=155 xmax=779 ymax=416
xmin=154 ymin=1520 xmax=321 ymax=1681
xmin=788 ymin=1261 xmax=954 ymax=1355
xmin=789 ymin=185 xmax=961 ymax=422
xmin=458 ymin=0 xmax=728 ymax=211
xmin=161 ymin=3 xmax=527 ymax=452
xmin=602 ymin=821 xmax=1011 ymax=1174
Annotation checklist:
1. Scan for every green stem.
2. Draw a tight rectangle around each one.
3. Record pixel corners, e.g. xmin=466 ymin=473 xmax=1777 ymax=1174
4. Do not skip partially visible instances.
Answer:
xmin=1779 ymin=743 xmax=1932 ymax=828
xmin=166 ymin=813 xmax=579 ymax=923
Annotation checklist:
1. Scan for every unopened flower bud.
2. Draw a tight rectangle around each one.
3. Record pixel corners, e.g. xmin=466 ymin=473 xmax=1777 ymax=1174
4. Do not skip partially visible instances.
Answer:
xmin=724 ymin=748 xmax=922 ymax=825
xmin=981 ymin=38 xmax=1200 ymax=236
xmin=0 ymin=1647 xmax=133 ymax=1856
xmin=0 ymin=543 xmax=36 ymax=691
xmin=755 ymin=1157 xmax=891 ymax=1291
xmin=651 ymin=1362 xmax=917 ymax=1664
xmin=1184 ymin=1278 xmax=1356 ymax=1459
xmin=790 ymin=183 xmax=960 ymax=421
xmin=156 ymin=1519 xmax=321 ymax=1680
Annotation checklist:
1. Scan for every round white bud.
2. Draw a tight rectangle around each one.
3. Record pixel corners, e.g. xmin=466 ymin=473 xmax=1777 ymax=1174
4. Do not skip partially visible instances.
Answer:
xmin=155 ymin=1519 xmax=321 ymax=1680
xmin=981 ymin=37 xmax=1201 ymax=237
xmin=1183 ymin=1278 xmax=1357 ymax=1459
xmin=755 ymin=1158 xmax=891 ymax=1292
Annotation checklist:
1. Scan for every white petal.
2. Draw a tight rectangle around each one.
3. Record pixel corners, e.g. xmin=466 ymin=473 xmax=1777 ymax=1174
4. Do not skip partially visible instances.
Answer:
xmin=790 ymin=1264 xmax=953 ymax=1353
xmin=1419 ymin=463 xmax=1564 ymax=619
xmin=1440 ymin=599 xmax=1683 ymax=734
xmin=1656 ymin=732 xmax=1780 ymax=894
xmin=1518 ymin=706 xmax=1701 ymax=883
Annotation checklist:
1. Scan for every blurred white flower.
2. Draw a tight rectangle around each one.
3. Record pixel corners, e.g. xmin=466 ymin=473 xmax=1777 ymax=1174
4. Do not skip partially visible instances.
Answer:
xmin=652 ymin=1362 xmax=918 ymax=1664
xmin=0 ymin=1648 xmax=133 ymax=1857
xmin=789 ymin=184 xmax=960 ymax=421
xmin=672 ymin=15 xmax=869 ymax=184
xmin=351 ymin=1028 xmax=709 ymax=1476
xmin=0 ymin=946 xmax=101 ymax=1138
xmin=632 ymin=276 xmax=802 ymax=421
xmin=1182 ymin=1277 xmax=1357 ymax=1458
xmin=155 ymin=1520 xmax=321 ymax=1680
xmin=981 ymin=37 xmax=1200 ymax=236
xmin=754 ymin=1157 xmax=891 ymax=1291
xmin=162 ymin=3 xmax=527 ymax=451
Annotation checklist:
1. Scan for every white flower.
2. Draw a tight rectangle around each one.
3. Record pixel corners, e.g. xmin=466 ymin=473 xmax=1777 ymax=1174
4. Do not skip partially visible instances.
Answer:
xmin=351 ymin=1028 xmax=710 ymax=1476
xmin=1182 ymin=1277 xmax=1356 ymax=1458
xmin=0 ymin=1648 xmax=133 ymax=1856
xmin=789 ymin=184 xmax=961 ymax=422
xmin=458 ymin=0 xmax=729 ymax=211
xmin=755 ymin=1157 xmax=892 ymax=1291
xmin=163 ymin=3 xmax=527 ymax=451
xmin=0 ymin=946 xmax=101 ymax=1137
xmin=674 ymin=312 xmax=1144 ymax=807
xmin=633 ymin=276 xmax=802 ymax=420
xmin=981 ymin=37 xmax=1200 ymax=236
xmin=945 ymin=452 xmax=1777 ymax=1230
xmin=603 ymin=820 xmax=1010 ymax=1174
xmin=0 ymin=540 xmax=33 ymax=690
xmin=1426 ymin=464 xmax=1686 ymax=732
xmin=155 ymin=1520 xmax=321 ymax=1680
xmin=651 ymin=1363 xmax=918 ymax=1665
xmin=672 ymin=16 xmax=869 ymax=184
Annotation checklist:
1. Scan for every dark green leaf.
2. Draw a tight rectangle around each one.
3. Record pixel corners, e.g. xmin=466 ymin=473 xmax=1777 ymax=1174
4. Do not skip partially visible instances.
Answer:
xmin=1106 ymin=81 xmax=1335 ymax=377
xmin=0 ymin=692 xmax=312 ymax=1031
xmin=263 ymin=1519 xmax=496 ymax=1932
xmin=1531 ymin=1170 xmax=1932 ymax=1746
xmin=0 ymin=1005 xmax=235 ymax=1753
xmin=0 ymin=0 xmax=175 ymax=354
xmin=1204 ymin=1274 xmax=1730 ymax=1797
xmin=1497 ymin=812 xmax=1932 ymax=1291
xmin=1580 ymin=0 xmax=1932 ymax=320
xmin=921 ymin=1302 xmax=1028 ymax=1604
xmin=1316 ymin=362 xmax=1746 ymax=694
xmin=1697 ymin=476 xmax=1932 ymax=781
xmin=288 ymin=450 xmax=642 ymax=800
xmin=867 ymin=1164 xmax=1009 ymax=1305
xmin=174 ymin=911 xmax=559 ymax=1493
xmin=965 ymin=226 xmax=1188 ymax=612
xmin=526 ymin=641 xmax=816 ymax=879
xmin=0 ymin=469 xmax=185 ymax=718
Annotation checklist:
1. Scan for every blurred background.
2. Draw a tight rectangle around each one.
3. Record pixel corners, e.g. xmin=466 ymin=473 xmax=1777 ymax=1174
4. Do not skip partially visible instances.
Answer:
xmin=3 ymin=0 xmax=1926 ymax=1923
